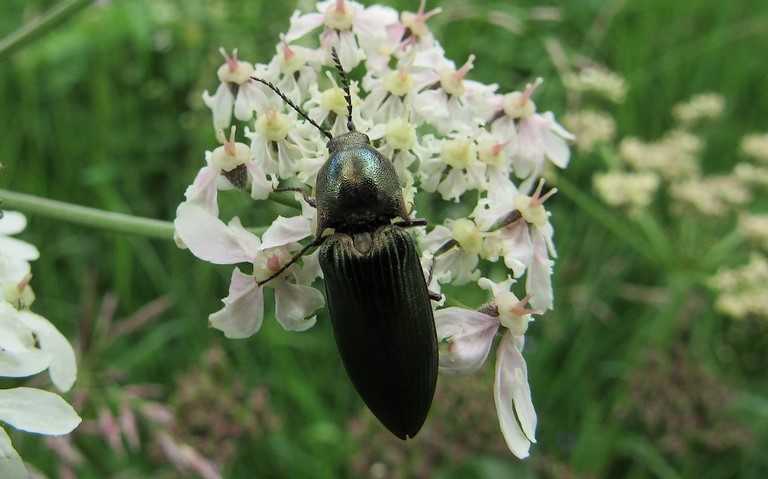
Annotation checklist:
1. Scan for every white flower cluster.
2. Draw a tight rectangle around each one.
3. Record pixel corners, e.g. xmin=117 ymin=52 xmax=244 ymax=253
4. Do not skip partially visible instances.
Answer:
xmin=0 ymin=211 xmax=80 ymax=479
xmin=175 ymin=0 xmax=573 ymax=459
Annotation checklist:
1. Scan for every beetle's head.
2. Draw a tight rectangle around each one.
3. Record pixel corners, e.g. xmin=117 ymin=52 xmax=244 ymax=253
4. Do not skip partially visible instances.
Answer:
xmin=327 ymin=131 xmax=370 ymax=155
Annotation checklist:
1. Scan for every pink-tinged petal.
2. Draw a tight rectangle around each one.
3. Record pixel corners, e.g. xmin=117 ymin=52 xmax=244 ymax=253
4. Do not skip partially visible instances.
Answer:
xmin=295 ymin=249 xmax=323 ymax=284
xmin=418 ymin=224 xmax=453 ymax=252
xmin=494 ymin=334 xmax=537 ymax=459
xmin=183 ymin=165 xmax=220 ymax=215
xmin=226 ymin=217 xmax=264 ymax=258
xmin=513 ymin=116 xmax=545 ymax=179
xmin=527 ymin=228 xmax=554 ymax=311
xmin=15 ymin=311 xmax=77 ymax=392
xmin=274 ymin=282 xmax=323 ymax=331
xmin=434 ymin=307 xmax=498 ymax=374
xmin=500 ymin=222 xmax=533 ymax=279
xmin=202 ymin=83 xmax=234 ymax=130
xmin=0 ymin=427 xmax=28 ymax=478
xmin=542 ymin=112 xmax=572 ymax=169
xmin=208 ymin=268 xmax=264 ymax=339
xmin=543 ymin=111 xmax=576 ymax=141
xmin=285 ymin=10 xmax=325 ymax=42
xmin=174 ymin=202 xmax=257 ymax=264
xmin=261 ymin=215 xmax=312 ymax=249
xmin=0 ymin=387 xmax=81 ymax=435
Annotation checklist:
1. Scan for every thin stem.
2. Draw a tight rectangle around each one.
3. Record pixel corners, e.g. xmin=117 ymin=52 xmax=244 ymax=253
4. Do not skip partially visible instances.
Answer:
xmin=555 ymin=175 xmax=662 ymax=265
xmin=0 ymin=0 xmax=93 ymax=61
xmin=0 ymin=189 xmax=175 ymax=240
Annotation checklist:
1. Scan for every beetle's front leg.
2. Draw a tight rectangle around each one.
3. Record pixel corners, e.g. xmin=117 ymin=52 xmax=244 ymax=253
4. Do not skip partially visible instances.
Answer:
xmin=275 ymin=186 xmax=316 ymax=208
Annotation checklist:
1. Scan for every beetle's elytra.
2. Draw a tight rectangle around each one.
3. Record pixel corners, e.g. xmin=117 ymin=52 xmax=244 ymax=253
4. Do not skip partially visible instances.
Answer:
xmin=253 ymin=49 xmax=438 ymax=439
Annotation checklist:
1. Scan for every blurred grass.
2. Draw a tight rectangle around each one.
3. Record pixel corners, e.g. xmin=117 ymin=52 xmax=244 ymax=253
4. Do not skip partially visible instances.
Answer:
xmin=1 ymin=0 xmax=767 ymax=477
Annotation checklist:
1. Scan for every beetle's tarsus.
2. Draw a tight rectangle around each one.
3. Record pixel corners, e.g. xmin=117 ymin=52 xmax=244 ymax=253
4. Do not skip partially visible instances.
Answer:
xmin=275 ymin=186 xmax=316 ymax=207
xmin=256 ymin=237 xmax=325 ymax=286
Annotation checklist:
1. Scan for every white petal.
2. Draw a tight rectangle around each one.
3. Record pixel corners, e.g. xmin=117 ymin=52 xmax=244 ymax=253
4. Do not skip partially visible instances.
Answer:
xmin=174 ymin=202 xmax=258 ymax=264
xmin=261 ymin=215 xmax=312 ymax=249
xmin=244 ymin=162 xmax=274 ymax=201
xmin=0 ymin=303 xmax=34 ymax=352
xmin=543 ymin=111 xmax=576 ymax=141
xmin=295 ymin=249 xmax=323 ymax=285
xmin=0 ymin=211 xmax=27 ymax=235
xmin=285 ymin=10 xmax=324 ymax=42
xmin=418 ymin=224 xmax=453 ymax=252
xmin=209 ymin=268 xmax=264 ymax=339
xmin=0 ymin=256 xmax=32 ymax=289
xmin=274 ymin=282 xmax=323 ymax=331
xmin=202 ymin=83 xmax=234 ymax=130
xmin=527 ymin=230 xmax=554 ymax=311
xmin=0 ymin=387 xmax=81 ymax=435
xmin=494 ymin=335 xmax=537 ymax=459
xmin=0 ymin=237 xmax=39 ymax=262
xmin=183 ymin=166 xmax=220 ymax=215
xmin=544 ymin=127 xmax=571 ymax=169
xmin=500 ymin=222 xmax=533 ymax=278
xmin=0 ymin=350 xmax=52 ymax=377
xmin=14 ymin=311 xmax=77 ymax=392
xmin=0 ymin=427 xmax=29 ymax=479
xmin=434 ymin=307 xmax=498 ymax=374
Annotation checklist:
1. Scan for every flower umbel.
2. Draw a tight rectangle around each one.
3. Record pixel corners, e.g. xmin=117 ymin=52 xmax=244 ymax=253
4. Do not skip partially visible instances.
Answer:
xmin=178 ymin=0 xmax=573 ymax=458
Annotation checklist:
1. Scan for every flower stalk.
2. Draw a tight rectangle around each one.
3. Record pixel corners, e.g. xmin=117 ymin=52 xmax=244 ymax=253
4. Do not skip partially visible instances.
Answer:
xmin=0 ymin=189 xmax=175 ymax=240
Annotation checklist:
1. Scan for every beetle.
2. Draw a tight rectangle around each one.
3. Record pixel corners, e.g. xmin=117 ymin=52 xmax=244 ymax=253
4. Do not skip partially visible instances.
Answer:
xmin=252 ymin=49 xmax=438 ymax=439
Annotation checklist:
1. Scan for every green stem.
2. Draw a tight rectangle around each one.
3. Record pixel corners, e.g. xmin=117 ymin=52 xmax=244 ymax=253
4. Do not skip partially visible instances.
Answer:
xmin=0 ymin=189 xmax=175 ymax=240
xmin=635 ymin=211 xmax=674 ymax=265
xmin=0 ymin=0 xmax=93 ymax=61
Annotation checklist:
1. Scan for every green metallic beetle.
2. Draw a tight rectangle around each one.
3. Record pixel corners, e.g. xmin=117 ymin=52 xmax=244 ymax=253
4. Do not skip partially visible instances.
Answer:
xmin=253 ymin=49 xmax=438 ymax=439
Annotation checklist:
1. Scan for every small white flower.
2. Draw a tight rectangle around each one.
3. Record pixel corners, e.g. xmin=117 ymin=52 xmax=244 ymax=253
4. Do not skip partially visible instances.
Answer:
xmin=474 ymin=180 xmax=557 ymax=310
xmin=174 ymin=203 xmax=324 ymax=337
xmin=0 ymin=212 xmax=81 ymax=478
xmin=492 ymin=79 xmax=574 ymax=179
xmin=202 ymin=48 xmax=271 ymax=129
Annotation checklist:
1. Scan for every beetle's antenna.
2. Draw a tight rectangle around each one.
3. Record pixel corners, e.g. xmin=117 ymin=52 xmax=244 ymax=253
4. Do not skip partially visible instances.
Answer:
xmin=251 ymin=76 xmax=333 ymax=141
xmin=331 ymin=47 xmax=355 ymax=132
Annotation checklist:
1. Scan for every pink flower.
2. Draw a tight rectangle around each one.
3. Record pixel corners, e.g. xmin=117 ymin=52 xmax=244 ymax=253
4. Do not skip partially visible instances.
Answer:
xmin=491 ymin=79 xmax=574 ymax=179
xmin=174 ymin=203 xmax=324 ymax=338
xmin=435 ymin=276 xmax=538 ymax=458
xmin=202 ymin=48 xmax=270 ymax=129
xmin=285 ymin=0 xmax=399 ymax=70
xmin=473 ymin=179 xmax=557 ymax=311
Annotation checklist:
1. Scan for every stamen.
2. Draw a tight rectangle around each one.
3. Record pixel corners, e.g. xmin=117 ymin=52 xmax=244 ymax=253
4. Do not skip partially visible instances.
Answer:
xmin=528 ymin=179 xmax=557 ymax=208
xmin=279 ymin=33 xmax=294 ymax=60
xmin=510 ymin=293 xmax=538 ymax=316
xmin=453 ymin=54 xmax=476 ymax=82
xmin=218 ymin=47 xmax=239 ymax=73
xmin=519 ymin=77 xmax=543 ymax=106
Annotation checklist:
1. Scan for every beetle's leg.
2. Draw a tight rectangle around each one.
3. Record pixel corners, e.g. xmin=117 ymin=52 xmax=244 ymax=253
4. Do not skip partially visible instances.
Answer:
xmin=424 ymin=254 xmax=443 ymax=302
xmin=393 ymin=218 xmax=427 ymax=228
xmin=256 ymin=235 xmax=326 ymax=286
xmin=275 ymin=186 xmax=316 ymax=208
